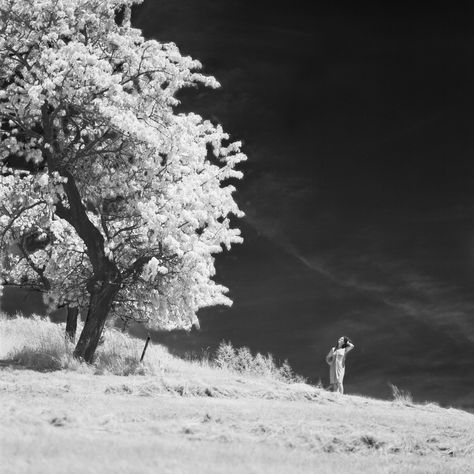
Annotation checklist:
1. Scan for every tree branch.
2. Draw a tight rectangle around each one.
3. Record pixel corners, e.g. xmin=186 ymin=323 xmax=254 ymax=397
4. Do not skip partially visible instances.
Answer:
xmin=0 ymin=200 xmax=47 ymax=245
xmin=17 ymin=236 xmax=51 ymax=291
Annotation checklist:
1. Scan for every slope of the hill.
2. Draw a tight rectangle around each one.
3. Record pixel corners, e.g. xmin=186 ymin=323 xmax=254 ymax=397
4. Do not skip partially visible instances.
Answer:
xmin=1 ymin=313 xmax=473 ymax=473
xmin=1 ymin=363 xmax=473 ymax=474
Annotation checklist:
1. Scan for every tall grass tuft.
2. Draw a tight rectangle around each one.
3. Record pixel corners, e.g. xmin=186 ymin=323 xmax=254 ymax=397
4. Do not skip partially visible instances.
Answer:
xmin=94 ymin=329 xmax=152 ymax=376
xmin=0 ymin=314 xmax=80 ymax=371
xmin=389 ymin=383 xmax=413 ymax=405
xmin=0 ymin=313 xmax=167 ymax=375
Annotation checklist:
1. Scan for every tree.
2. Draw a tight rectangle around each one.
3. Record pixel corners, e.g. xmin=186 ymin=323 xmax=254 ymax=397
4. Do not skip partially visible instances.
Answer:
xmin=0 ymin=0 xmax=246 ymax=363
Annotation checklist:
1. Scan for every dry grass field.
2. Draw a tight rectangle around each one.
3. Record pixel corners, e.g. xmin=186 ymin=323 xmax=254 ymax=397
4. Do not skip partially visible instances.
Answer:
xmin=1 ymin=314 xmax=473 ymax=474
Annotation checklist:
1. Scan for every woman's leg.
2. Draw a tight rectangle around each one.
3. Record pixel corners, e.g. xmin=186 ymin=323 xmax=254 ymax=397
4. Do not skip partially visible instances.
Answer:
xmin=336 ymin=382 xmax=344 ymax=394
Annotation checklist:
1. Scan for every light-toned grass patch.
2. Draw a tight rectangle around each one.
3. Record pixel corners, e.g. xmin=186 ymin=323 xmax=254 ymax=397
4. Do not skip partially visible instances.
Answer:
xmin=1 ymin=368 xmax=473 ymax=474
xmin=0 ymin=313 xmax=82 ymax=371
xmin=0 ymin=313 xmax=171 ymax=376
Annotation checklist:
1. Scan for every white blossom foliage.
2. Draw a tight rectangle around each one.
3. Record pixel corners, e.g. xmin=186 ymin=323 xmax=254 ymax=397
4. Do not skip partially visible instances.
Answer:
xmin=0 ymin=0 xmax=246 ymax=329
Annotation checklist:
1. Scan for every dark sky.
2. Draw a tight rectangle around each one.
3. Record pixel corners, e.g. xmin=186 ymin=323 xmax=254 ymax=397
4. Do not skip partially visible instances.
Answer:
xmin=131 ymin=1 xmax=474 ymax=406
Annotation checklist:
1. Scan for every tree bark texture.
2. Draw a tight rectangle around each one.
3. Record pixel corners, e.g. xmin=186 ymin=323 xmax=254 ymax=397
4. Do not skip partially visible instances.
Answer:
xmin=65 ymin=306 xmax=78 ymax=342
xmin=73 ymin=282 xmax=119 ymax=363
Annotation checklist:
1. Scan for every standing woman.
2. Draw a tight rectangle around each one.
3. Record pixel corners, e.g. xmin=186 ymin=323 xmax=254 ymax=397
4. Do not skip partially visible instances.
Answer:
xmin=325 ymin=336 xmax=355 ymax=394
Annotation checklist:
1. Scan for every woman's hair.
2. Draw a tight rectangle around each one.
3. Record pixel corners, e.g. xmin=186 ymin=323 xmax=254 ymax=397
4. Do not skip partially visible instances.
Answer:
xmin=336 ymin=336 xmax=351 ymax=349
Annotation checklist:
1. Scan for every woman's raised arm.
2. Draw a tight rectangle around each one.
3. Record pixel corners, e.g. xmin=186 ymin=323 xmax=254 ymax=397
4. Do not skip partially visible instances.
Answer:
xmin=326 ymin=348 xmax=334 ymax=365
xmin=345 ymin=342 xmax=355 ymax=354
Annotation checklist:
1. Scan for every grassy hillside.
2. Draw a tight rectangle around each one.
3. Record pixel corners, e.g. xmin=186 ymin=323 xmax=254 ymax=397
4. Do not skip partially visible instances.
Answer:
xmin=1 ymin=315 xmax=473 ymax=473
xmin=5 ymin=219 xmax=474 ymax=411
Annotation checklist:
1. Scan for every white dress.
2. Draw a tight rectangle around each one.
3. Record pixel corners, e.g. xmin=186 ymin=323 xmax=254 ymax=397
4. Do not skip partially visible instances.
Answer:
xmin=326 ymin=347 xmax=345 ymax=384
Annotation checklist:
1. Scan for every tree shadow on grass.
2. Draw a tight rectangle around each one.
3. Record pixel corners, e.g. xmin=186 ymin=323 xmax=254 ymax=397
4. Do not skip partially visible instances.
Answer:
xmin=0 ymin=351 xmax=63 ymax=372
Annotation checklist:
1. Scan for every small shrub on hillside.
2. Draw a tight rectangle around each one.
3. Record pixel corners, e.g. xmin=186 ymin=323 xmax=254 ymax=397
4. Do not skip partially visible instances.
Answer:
xmin=235 ymin=346 xmax=253 ymax=372
xmin=253 ymin=353 xmax=273 ymax=373
xmin=213 ymin=340 xmax=306 ymax=384
xmin=279 ymin=360 xmax=306 ymax=384
xmin=214 ymin=341 xmax=236 ymax=368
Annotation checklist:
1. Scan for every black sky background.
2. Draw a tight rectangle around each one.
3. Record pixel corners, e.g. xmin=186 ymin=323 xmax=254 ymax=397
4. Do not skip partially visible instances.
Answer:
xmin=128 ymin=1 xmax=474 ymax=408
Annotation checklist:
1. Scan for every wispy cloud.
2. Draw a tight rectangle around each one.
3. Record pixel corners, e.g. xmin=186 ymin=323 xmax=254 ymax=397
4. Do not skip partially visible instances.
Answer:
xmin=301 ymin=253 xmax=474 ymax=342
xmin=243 ymin=207 xmax=474 ymax=343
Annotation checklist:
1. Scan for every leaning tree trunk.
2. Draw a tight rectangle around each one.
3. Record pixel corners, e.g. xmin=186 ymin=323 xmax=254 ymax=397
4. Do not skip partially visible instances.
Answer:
xmin=50 ymin=166 xmax=123 ymax=364
xmin=42 ymin=112 xmax=125 ymax=364
xmin=73 ymin=281 xmax=120 ymax=363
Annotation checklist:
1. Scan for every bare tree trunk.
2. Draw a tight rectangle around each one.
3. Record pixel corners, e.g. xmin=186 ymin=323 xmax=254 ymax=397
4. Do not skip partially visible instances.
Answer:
xmin=65 ymin=306 xmax=78 ymax=342
xmin=73 ymin=282 xmax=119 ymax=363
